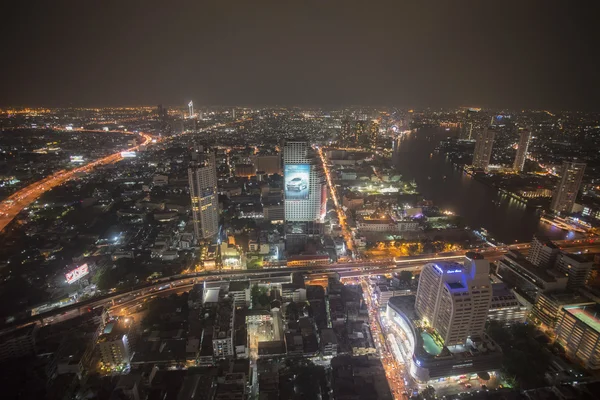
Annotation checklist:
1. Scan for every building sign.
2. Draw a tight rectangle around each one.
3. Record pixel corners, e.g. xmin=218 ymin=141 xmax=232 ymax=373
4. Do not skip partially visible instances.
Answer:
xmin=65 ymin=264 xmax=89 ymax=284
xmin=320 ymin=184 xmax=327 ymax=221
xmin=284 ymin=164 xmax=310 ymax=200
xmin=120 ymin=151 xmax=137 ymax=158
xmin=70 ymin=155 xmax=84 ymax=163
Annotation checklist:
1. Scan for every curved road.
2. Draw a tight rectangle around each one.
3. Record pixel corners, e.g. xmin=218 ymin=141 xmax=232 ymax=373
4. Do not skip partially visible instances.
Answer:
xmin=0 ymin=118 xmax=246 ymax=233
xmin=0 ymin=131 xmax=153 ymax=232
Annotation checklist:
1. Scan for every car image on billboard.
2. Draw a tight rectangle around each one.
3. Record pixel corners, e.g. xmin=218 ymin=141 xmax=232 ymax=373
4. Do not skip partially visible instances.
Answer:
xmin=285 ymin=164 xmax=310 ymax=200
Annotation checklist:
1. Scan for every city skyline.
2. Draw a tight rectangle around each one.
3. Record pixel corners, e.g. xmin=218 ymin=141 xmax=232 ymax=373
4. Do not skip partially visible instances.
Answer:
xmin=1 ymin=1 xmax=600 ymax=397
xmin=1 ymin=1 xmax=599 ymax=110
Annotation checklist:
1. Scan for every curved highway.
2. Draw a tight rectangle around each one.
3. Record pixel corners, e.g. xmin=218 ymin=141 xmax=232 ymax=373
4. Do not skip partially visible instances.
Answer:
xmin=0 ymin=131 xmax=153 ymax=232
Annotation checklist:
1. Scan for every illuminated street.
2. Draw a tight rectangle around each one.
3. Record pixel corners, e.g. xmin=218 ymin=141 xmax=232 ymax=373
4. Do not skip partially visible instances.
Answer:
xmin=0 ymin=131 xmax=153 ymax=233
xmin=360 ymin=277 xmax=405 ymax=399
xmin=316 ymin=146 xmax=356 ymax=256
xmin=1 ymin=3 xmax=598 ymax=399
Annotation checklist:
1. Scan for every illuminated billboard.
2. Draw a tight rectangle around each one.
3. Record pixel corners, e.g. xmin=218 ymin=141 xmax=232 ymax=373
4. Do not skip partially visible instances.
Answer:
xmin=65 ymin=264 xmax=89 ymax=284
xmin=120 ymin=151 xmax=137 ymax=158
xmin=70 ymin=155 xmax=84 ymax=163
xmin=285 ymin=164 xmax=310 ymax=200
xmin=320 ymin=184 xmax=327 ymax=221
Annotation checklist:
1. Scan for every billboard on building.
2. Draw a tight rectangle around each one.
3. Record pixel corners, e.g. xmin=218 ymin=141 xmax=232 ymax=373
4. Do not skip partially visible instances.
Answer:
xmin=320 ymin=184 xmax=327 ymax=221
xmin=65 ymin=264 xmax=89 ymax=284
xmin=285 ymin=164 xmax=310 ymax=200
xmin=70 ymin=155 xmax=84 ymax=163
xmin=120 ymin=151 xmax=137 ymax=158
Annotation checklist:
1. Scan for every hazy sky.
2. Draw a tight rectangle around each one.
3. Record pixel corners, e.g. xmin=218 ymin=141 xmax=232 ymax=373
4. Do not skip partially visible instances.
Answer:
xmin=2 ymin=1 xmax=597 ymax=109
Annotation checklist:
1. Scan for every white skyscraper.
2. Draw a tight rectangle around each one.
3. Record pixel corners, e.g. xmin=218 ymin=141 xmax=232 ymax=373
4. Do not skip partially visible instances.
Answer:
xmin=472 ymin=126 xmax=496 ymax=170
xmin=188 ymin=147 xmax=219 ymax=240
xmin=283 ymin=141 xmax=326 ymax=252
xmin=415 ymin=253 xmax=492 ymax=346
xmin=188 ymin=101 xmax=194 ymax=118
xmin=551 ymin=161 xmax=586 ymax=214
xmin=513 ymin=127 xmax=531 ymax=172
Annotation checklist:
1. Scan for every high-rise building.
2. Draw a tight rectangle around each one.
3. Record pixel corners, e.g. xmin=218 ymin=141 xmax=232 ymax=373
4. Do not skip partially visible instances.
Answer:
xmin=188 ymin=147 xmax=219 ymax=240
xmin=527 ymin=235 xmax=560 ymax=268
xmin=513 ymin=127 xmax=531 ymax=172
xmin=368 ymin=120 xmax=379 ymax=149
xmin=97 ymin=321 xmax=131 ymax=367
xmin=283 ymin=141 xmax=326 ymax=253
xmin=557 ymin=253 xmax=593 ymax=289
xmin=459 ymin=108 xmax=479 ymax=140
xmin=415 ymin=253 xmax=492 ymax=345
xmin=339 ymin=119 xmax=353 ymax=147
xmin=355 ymin=120 xmax=368 ymax=148
xmin=472 ymin=126 xmax=495 ymax=170
xmin=551 ymin=161 xmax=586 ymax=214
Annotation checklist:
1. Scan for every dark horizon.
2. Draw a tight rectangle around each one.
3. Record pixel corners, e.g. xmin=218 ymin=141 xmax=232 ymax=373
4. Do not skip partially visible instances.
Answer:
xmin=2 ymin=1 xmax=598 ymax=110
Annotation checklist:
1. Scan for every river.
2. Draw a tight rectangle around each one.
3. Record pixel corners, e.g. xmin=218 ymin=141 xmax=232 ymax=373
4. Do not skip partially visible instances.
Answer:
xmin=393 ymin=128 xmax=574 ymax=244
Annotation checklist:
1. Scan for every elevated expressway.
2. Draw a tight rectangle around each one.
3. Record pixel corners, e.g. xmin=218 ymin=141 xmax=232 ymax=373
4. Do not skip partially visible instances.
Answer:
xmin=2 ymin=238 xmax=599 ymax=335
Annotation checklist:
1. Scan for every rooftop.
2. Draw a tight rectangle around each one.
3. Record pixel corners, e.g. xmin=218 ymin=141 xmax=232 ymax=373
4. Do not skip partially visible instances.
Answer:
xmin=228 ymin=280 xmax=249 ymax=292
xmin=564 ymin=305 xmax=600 ymax=333
xmin=98 ymin=319 xmax=129 ymax=342
xmin=533 ymin=235 xmax=559 ymax=249
xmin=491 ymin=283 xmax=513 ymax=298
xmin=502 ymin=251 xmax=562 ymax=283
xmin=446 ymin=282 xmax=465 ymax=290
xmin=561 ymin=252 xmax=594 ymax=263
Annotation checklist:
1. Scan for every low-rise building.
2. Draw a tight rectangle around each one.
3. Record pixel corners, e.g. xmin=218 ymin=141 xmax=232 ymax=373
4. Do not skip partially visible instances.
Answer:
xmin=228 ymin=281 xmax=251 ymax=307
xmin=213 ymin=300 xmax=235 ymax=358
xmin=487 ymin=283 xmax=528 ymax=325
xmin=320 ymin=328 xmax=338 ymax=357
xmin=331 ymin=355 xmax=393 ymax=400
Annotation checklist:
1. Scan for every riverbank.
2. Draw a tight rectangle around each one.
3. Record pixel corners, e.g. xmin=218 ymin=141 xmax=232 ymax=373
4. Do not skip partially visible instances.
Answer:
xmin=393 ymin=128 xmax=569 ymax=243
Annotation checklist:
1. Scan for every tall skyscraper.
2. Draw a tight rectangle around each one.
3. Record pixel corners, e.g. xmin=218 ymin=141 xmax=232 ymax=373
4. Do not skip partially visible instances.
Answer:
xmin=368 ymin=120 xmax=379 ymax=149
xmin=188 ymin=147 xmax=219 ymax=240
xmin=355 ymin=120 xmax=368 ymax=148
xmin=459 ymin=108 xmax=480 ymax=140
xmin=339 ymin=119 xmax=353 ymax=147
xmin=551 ymin=161 xmax=586 ymax=214
xmin=188 ymin=101 xmax=194 ymax=118
xmin=513 ymin=127 xmax=531 ymax=172
xmin=472 ymin=126 xmax=495 ymax=170
xmin=415 ymin=253 xmax=492 ymax=346
xmin=283 ymin=141 xmax=326 ymax=253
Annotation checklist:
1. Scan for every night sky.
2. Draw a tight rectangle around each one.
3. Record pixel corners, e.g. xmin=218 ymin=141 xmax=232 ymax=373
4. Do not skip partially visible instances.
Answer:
xmin=2 ymin=1 xmax=598 ymax=109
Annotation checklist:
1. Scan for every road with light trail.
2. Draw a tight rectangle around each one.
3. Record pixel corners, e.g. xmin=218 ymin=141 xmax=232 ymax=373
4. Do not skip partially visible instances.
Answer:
xmin=0 ymin=131 xmax=153 ymax=232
